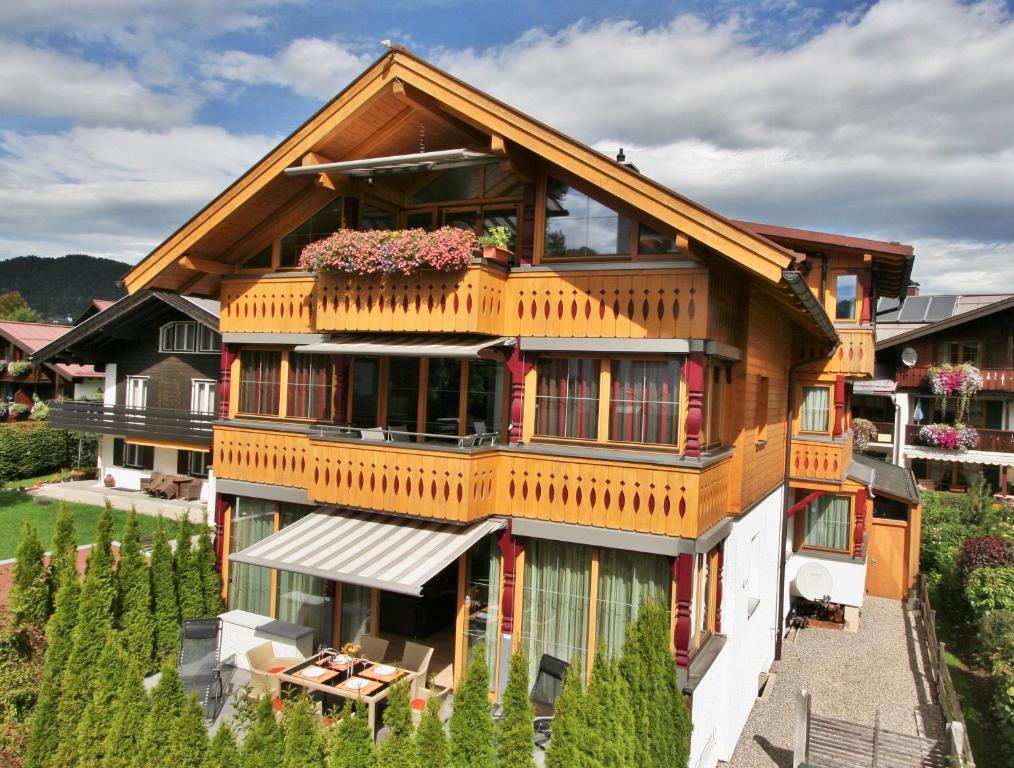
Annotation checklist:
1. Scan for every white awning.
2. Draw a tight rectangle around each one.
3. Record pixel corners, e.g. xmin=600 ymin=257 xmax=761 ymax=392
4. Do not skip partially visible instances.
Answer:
xmin=904 ymin=446 xmax=1014 ymax=467
xmin=295 ymin=334 xmax=515 ymax=359
xmin=229 ymin=508 xmax=505 ymax=596
xmin=852 ymin=379 xmax=897 ymax=395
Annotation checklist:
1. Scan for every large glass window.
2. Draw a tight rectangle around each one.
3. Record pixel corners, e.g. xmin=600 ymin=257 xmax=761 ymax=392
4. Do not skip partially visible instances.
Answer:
xmin=804 ymin=495 xmax=852 ymax=552
xmin=227 ymin=498 xmax=275 ymax=615
xmin=545 ymin=178 xmax=632 ymax=258
xmin=238 ymin=350 xmax=281 ymax=416
xmin=386 ymin=358 xmax=420 ymax=431
xmin=637 ymin=223 xmax=679 ymax=254
xmin=340 ymin=584 xmax=372 ymax=646
xmin=350 ymin=358 xmax=379 ymax=428
xmin=287 ymin=353 xmax=332 ymax=420
xmin=468 ymin=360 xmax=502 ymax=435
xmin=945 ymin=341 xmax=981 ymax=366
xmin=596 ymin=549 xmax=670 ymax=660
xmin=800 ymin=386 xmax=831 ymax=433
xmin=608 ymin=360 xmax=680 ymax=444
xmin=534 ymin=358 xmax=599 ymax=439
xmin=191 ymin=379 xmax=216 ymax=415
xmin=463 ymin=535 xmax=501 ymax=692
xmin=159 ymin=321 xmax=219 ymax=353
xmin=520 ymin=539 xmax=591 ymax=682
xmin=425 ymin=358 xmax=461 ymax=438
xmin=279 ymin=198 xmax=344 ymax=268
xmin=835 ymin=274 xmax=858 ymax=320
xmin=275 ymin=504 xmax=330 ymax=647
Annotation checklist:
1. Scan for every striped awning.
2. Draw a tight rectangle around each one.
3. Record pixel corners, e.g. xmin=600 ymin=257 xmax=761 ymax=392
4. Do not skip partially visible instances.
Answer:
xmin=904 ymin=447 xmax=1014 ymax=467
xmin=294 ymin=334 xmax=515 ymax=359
xmin=229 ymin=508 xmax=505 ymax=596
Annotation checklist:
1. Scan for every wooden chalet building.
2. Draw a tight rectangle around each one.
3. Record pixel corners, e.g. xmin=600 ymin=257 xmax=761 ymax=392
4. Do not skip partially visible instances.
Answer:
xmin=0 ymin=320 xmax=103 ymax=406
xmin=114 ymin=49 xmax=917 ymax=766
xmin=34 ymin=290 xmax=221 ymax=500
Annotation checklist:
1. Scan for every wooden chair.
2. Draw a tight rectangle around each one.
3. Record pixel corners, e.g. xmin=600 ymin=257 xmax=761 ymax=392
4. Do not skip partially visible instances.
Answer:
xmin=140 ymin=472 xmax=165 ymax=494
xmin=246 ymin=641 xmax=304 ymax=698
xmin=358 ymin=634 xmax=389 ymax=662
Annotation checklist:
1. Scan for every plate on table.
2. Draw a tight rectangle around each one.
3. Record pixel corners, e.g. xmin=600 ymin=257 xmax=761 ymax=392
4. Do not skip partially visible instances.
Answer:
xmin=373 ymin=665 xmax=397 ymax=676
xmin=301 ymin=665 xmax=327 ymax=679
xmin=345 ymin=677 xmax=369 ymax=690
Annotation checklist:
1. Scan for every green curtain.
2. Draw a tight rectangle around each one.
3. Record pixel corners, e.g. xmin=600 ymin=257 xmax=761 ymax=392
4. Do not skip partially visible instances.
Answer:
xmin=596 ymin=549 xmax=671 ymax=659
xmin=801 ymin=386 xmax=830 ymax=432
xmin=227 ymin=497 xmax=275 ymax=615
xmin=520 ymin=539 xmax=592 ymax=682
xmin=805 ymin=495 xmax=851 ymax=551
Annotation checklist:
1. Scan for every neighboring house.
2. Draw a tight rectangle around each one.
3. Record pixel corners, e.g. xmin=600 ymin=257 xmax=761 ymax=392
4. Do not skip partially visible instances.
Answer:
xmin=0 ymin=320 xmax=103 ymax=404
xmin=74 ymin=298 xmax=117 ymax=324
xmin=114 ymin=50 xmax=918 ymax=768
xmin=856 ymin=291 xmax=1014 ymax=495
xmin=32 ymin=290 xmax=221 ymax=502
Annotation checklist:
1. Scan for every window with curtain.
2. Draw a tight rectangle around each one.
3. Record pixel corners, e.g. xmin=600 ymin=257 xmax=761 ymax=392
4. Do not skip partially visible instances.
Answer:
xmin=800 ymin=386 xmax=831 ymax=433
xmin=534 ymin=358 xmax=599 ymax=439
xmin=238 ymin=350 xmax=281 ymax=416
xmin=609 ymin=360 xmax=680 ymax=444
xmin=387 ymin=358 xmax=420 ymax=430
xmin=596 ymin=549 xmax=671 ymax=659
xmin=804 ymin=495 xmax=852 ymax=552
xmin=350 ymin=357 xmax=379 ymax=428
xmin=227 ymin=497 xmax=275 ymax=615
xmin=520 ymin=539 xmax=592 ymax=682
xmin=275 ymin=504 xmax=329 ymax=647
xmin=286 ymin=353 xmax=332 ymax=420
xmin=463 ymin=534 xmax=501 ymax=691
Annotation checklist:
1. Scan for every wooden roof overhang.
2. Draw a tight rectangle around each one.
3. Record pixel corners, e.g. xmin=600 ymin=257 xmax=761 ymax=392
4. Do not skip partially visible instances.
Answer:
xmin=123 ymin=47 xmax=836 ymax=342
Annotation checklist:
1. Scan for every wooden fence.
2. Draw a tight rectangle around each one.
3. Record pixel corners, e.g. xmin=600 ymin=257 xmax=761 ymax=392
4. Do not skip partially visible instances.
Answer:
xmin=916 ymin=575 xmax=977 ymax=768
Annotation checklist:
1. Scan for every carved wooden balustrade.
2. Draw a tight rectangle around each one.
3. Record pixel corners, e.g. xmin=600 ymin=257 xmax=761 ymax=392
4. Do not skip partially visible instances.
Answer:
xmin=220 ymin=275 xmax=317 ymax=334
xmin=789 ymin=436 xmax=854 ymax=482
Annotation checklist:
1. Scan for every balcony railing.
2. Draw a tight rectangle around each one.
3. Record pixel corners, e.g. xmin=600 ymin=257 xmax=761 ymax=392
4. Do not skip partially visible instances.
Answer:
xmin=789 ymin=436 xmax=854 ymax=482
xmin=896 ymin=366 xmax=1014 ymax=392
xmin=904 ymin=424 xmax=1014 ymax=453
xmin=214 ymin=423 xmax=732 ymax=536
xmin=48 ymin=400 xmax=215 ymax=446
xmin=219 ymin=262 xmax=711 ymax=339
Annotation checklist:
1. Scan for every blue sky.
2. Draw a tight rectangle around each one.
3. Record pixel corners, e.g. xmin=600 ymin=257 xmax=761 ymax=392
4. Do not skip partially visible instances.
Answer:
xmin=1 ymin=0 xmax=1013 ymax=293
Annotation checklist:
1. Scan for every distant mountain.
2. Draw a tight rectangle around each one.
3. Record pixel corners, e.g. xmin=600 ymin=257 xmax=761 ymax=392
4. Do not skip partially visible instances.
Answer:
xmin=0 ymin=255 xmax=129 ymax=322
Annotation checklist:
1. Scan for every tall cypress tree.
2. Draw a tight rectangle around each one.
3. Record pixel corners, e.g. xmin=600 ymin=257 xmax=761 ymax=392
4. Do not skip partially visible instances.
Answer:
xmin=282 ymin=694 xmax=325 ymax=768
xmin=376 ymin=679 xmax=416 ymax=768
xmin=586 ymin=656 xmax=635 ymax=768
xmin=543 ymin=664 xmax=591 ymax=768
xmin=49 ymin=502 xmax=77 ymax=587
xmin=151 ymin=515 xmax=180 ymax=660
xmin=100 ymin=655 xmax=150 ymax=768
xmin=136 ymin=656 xmax=186 ymax=768
xmin=243 ymin=691 xmax=285 ymax=768
xmin=206 ymin=722 xmax=242 ymax=768
xmin=23 ymin=566 xmax=80 ymax=768
xmin=447 ymin=641 xmax=495 ymax=768
xmin=73 ymin=633 xmax=126 ymax=768
xmin=196 ymin=513 xmax=223 ymax=616
xmin=328 ymin=702 xmax=376 ymax=768
xmin=496 ymin=651 xmax=536 ymax=768
xmin=414 ymin=696 xmax=447 ymax=768
xmin=10 ymin=518 xmax=50 ymax=626
xmin=164 ymin=694 xmax=208 ymax=768
xmin=176 ymin=511 xmax=204 ymax=621
xmin=87 ymin=500 xmax=116 ymax=588
xmin=117 ymin=508 xmax=155 ymax=672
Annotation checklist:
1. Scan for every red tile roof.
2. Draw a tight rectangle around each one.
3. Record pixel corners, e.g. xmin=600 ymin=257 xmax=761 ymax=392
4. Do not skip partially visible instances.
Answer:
xmin=0 ymin=321 xmax=101 ymax=379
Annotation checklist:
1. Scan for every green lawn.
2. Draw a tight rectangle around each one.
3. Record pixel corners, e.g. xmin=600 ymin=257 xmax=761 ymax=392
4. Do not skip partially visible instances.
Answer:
xmin=0 ymin=490 xmax=173 ymax=560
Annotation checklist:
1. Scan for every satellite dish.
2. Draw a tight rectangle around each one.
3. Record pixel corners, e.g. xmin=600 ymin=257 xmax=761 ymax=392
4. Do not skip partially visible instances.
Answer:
xmin=794 ymin=562 xmax=834 ymax=601
xmin=901 ymin=347 xmax=918 ymax=367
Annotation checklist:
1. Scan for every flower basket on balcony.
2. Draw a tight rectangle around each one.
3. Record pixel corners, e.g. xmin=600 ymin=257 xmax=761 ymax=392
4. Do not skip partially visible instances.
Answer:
xmin=917 ymin=423 xmax=979 ymax=451
xmin=849 ymin=418 xmax=879 ymax=453
xmin=478 ymin=225 xmax=513 ymax=264
xmin=6 ymin=361 xmax=31 ymax=378
xmin=299 ymin=226 xmax=479 ymax=276
xmin=928 ymin=363 xmax=982 ymax=421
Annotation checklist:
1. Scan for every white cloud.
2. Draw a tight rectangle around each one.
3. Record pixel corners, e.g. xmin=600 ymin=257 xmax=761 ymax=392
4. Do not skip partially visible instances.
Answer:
xmin=0 ymin=126 xmax=278 ymax=262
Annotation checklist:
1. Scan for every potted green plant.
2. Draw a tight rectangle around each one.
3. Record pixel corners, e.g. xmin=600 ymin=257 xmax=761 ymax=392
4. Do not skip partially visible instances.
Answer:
xmin=6 ymin=361 xmax=31 ymax=378
xmin=477 ymin=225 xmax=513 ymax=264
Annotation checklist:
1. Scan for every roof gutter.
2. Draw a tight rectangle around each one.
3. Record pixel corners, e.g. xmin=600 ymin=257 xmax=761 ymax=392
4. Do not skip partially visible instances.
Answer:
xmin=781 ymin=269 xmax=838 ymax=345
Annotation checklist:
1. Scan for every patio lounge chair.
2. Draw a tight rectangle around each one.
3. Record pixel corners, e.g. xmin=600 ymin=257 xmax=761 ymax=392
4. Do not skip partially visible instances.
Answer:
xmin=400 ymin=641 xmax=434 ymax=697
xmin=246 ymin=641 xmax=304 ymax=698
xmin=177 ymin=617 xmax=236 ymax=721
xmin=494 ymin=653 xmax=569 ymax=749
xmin=358 ymin=634 xmax=389 ymax=663
xmin=140 ymin=472 xmax=165 ymax=494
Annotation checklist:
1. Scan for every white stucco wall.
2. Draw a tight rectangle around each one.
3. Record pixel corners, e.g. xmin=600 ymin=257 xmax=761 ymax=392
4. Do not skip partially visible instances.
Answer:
xmin=689 ymin=484 xmax=783 ymax=768
xmin=72 ymin=379 xmax=103 ymax=401
xmin=102 ymin=364 xmax=117 ymax=405
xmin=97 ymin=436 xmax=209 ymax=502
xmin=784 ymin=548 xmax=867 ymax=609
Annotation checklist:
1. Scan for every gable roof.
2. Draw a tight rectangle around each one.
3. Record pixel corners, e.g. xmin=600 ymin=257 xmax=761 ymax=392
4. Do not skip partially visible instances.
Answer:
xmin=848 ymin=453 xmax=920 ymax=504
xmin=876 ymin=294 xmax=1014 ymax=350
xmin=32 ymin=290 xmax=220 ymax=366
xmin=0 ymin=321 xmax=101 ymax=380
xmin=121 ymin=48 xmax=837 ymax=343
xmin=74 ymin=299 xmax=117 ymax=324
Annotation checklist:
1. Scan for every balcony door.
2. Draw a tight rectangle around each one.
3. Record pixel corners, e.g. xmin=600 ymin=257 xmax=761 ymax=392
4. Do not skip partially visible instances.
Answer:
xmin=125 ymin=376 xmax=148 ymax=427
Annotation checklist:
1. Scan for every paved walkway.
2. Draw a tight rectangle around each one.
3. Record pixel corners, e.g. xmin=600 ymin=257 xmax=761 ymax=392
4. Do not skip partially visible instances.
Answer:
xmin=30 ymin=480 xmax=208 ymax=521
xmin=727 ymin=597 xmax=943 ymax=768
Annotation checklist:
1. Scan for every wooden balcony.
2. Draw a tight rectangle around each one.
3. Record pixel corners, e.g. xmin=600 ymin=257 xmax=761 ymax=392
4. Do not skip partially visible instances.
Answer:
xmin=797 ymin=328 xmax=875 ymax=377
xmin=218 ymin=263 xmax=711 ymax=339
xmin=213 ymin=423 xmax=732 ymax=537
xmin=897 ymin=366 xmax=1014 ymax=392
xmin=904 ymin=424 xmax=1014 ymax=453
xmin=789 ymin=436 xmax=853 ymax=482
xmin=48 ymin=400 xmax=215 ymax=446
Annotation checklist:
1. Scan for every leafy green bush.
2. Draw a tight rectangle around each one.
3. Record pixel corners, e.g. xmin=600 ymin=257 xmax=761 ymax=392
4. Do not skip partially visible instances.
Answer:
xmin=979 ymin=610 xmax=1014 ymax=668
xmin=0 ymin=423 xmax=80 ymax=481
xmin=966 ymin=566 xmax=1014 ymax=615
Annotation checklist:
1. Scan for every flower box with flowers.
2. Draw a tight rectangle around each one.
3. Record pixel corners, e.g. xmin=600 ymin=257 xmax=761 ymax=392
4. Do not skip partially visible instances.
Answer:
xmin=299 ymin=226 xmax=480 ymax=276
xmin=928 ymin=362 xmax=982 ymax=422
xmin=917 ymin=423 xmax=980 ymax=451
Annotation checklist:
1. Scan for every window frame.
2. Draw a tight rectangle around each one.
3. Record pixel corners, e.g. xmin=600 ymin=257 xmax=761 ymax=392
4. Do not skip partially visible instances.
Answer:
xmin=159 ymin=321 xmax=220 ymax=354
xmin=124 ymin=376 xmax=149 ymax=409
xmin=285 ymin=352 xmax=333 ymax=422
xmin=236 ymin=349 xmax=283 ymax=417
xmin=533 ymin=357 xmax=602 ymax=441
xmin=833 ymin=272 xmax=859 ymax=322
xmin=799 ymin=494 xmax=854 ymax=554
xmin=799 ymin=384 xmax=832 ymax=435
xmin=944 ymin=340 xmax=981 ymax=366
xmin=190 ymin=379 xmax=217 ymax=416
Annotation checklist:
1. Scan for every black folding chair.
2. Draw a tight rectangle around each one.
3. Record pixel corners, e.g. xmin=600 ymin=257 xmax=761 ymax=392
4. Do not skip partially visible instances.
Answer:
xmin=494 ymin=653 xmax=569 ymax=749
xmin=177 ymin=617 xmax=235 ymax=722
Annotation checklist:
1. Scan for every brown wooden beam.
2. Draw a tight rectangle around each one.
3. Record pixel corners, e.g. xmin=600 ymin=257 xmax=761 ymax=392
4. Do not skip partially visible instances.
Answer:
xmin=178 ymin=254 xmax=233 ymax=274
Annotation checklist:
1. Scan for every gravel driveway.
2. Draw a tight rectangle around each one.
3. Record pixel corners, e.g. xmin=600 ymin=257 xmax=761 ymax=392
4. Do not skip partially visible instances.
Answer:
xmin=727 ymin=596 xmax=943 ymax=767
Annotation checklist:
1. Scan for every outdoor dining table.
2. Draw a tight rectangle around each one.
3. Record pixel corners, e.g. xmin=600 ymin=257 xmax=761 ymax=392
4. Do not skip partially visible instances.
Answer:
xmin=277 ymin=650 xmax=417 ymax=733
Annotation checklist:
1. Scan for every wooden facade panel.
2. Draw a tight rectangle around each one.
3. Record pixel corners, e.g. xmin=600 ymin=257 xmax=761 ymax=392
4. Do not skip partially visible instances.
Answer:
xmin=220 ymin=276 xmax=317 ymax=334
xmin=789 ymin=436 xmax=853 ymax=482
xmin=214 ymin=426 xmax=312 ymax=488
xmin=799 ymin=329 xmax=875 ymax=378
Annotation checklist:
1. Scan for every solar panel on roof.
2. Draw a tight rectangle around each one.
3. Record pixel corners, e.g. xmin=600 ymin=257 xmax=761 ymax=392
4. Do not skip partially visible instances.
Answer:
xmin=925 ymin=296 xmax=958 ymax=322
xmin=898 ymin=295 xmax=931 ymax=322
xmin=877 ymin=297 xmax=902 ymax=322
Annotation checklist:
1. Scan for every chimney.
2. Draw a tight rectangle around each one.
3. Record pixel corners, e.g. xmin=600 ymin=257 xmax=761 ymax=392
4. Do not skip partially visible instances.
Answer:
xmin=906 ymin=281 xmax=920 ymax=297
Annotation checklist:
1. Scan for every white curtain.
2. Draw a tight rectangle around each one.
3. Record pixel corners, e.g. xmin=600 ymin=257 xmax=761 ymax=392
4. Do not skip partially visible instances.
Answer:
xmin=805 ymin=496 xmax=851 ymax=551
xmin=596 ymin=549 xmax=670 ymax=659
xmin=801 ymin=386 xmax=830 ymax=432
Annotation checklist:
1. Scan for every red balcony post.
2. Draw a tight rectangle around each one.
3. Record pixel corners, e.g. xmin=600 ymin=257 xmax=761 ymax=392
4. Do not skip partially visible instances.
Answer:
xmin=507 ymin=345 xmax=533 ymax=443
xmin=497 ymin=522 xmax=523 ymax=635
xmin=853 ymin=488 xmax=868 ymax=559
xmin=218 ymin=344 xmax=237 ymax=420
xmin=684 ymin=353 xmax=705 ymax=457
xmin=674 ymin=552 xmax=694 ymax=669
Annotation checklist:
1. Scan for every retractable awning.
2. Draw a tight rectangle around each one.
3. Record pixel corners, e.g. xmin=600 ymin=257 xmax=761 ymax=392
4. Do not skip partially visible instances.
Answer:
xmin=295 ymin=334 xmax=515 ymax=359
xmin=229 ymin=508 xmax=505 ymax=596
xmin=904 ymin=447 xmax=1014 ymax=467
